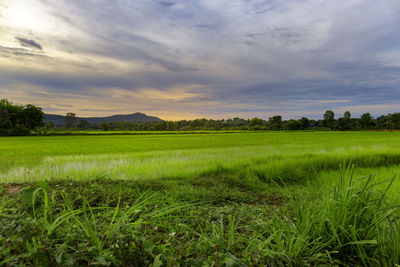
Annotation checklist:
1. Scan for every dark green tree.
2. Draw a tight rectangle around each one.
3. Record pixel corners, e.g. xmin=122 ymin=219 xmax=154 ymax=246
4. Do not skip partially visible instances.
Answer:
xmin=323 ymin=110 xmax=335 ymax=129
xmin=250 ymin=118 xmax=264 ymax=127
xmin=0 ymin=99 xmax=44 ymax=136
xmin=268 ymin=116 xmax=282 ymax=130
xmin=100 ymin=122 xmax=110 ymax=131
xmin=298 ymin=117 xmax=310 ymax=130
xmin=22 ymin=104 xmax=44 ymax=130
xmin=338 ymin=111 xmax=351 ymax=130
xmin=287 ymin=119 xmax=300 ymax=130
xmin=344 ymin=111 xmax=351 ymax=120
xmin=154 ymin=121 xmax=167 ymax=131
xmin=166 ymin=121 xmax=177 ymax=131
xmin=0 ymin=102 xmax=12 ymax=135
xmin=64 ymin=113 xmax=77 ymax=128
xmin=77 ymin=120 xmax=90 ymax=129
xmin=376 ymin=115 xmax=387 ymax=129
xmin=385 ymin=113 xmax=400 ymax=129
xmin=360 ymin=113 xmax=375 ymax=129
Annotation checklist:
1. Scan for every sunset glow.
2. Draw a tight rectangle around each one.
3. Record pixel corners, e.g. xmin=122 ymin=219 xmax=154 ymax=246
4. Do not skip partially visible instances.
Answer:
xmin=1 ymin=0 xmax=400 ymax=119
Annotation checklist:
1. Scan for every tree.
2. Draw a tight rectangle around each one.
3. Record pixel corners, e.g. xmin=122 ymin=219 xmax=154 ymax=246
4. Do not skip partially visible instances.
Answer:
xmin=268 ymin=116 xmax=282 ymax=130
xmin=360 ymin=113 xmax=375 ymax=129
xmin=77 ymin=120 xmax=90 ymax=129
xmin=339 ymin=111 xmax=351 ymax=130
xmin=287 ymin=119 xmax=300 ymax=130
xmin=0 ymin=103 xmax=11 ymax=135
xmin=250 ymin=118 xmax=264 ymax=127
xmin=385 ymin=113 xmax=400 ymax=129
xmin=0 ymin=99 xmax=44 ymax=136
xmin=100 ymin=122 xmax=110 ymax=131
xmin=344 ymin=111 xmax=351 ymax=120
xmin=64 ymin=113 xmax=77 ymax=128
xmin=166 ymin=121 xmax=177 ymax=131
xmin=323 ymin=110 xmax=335 ymax=129
xmin=154 ymin=121 xmax=167 ymax=131
xmin=376 ymin=115 xmax=387 ymax=129
xmin=190 ymin=118 xmax=207 ymax=129
xmin=22 ymin=104 xmax=44 ymax=130
xmin=298 ymin=117 xmax=310 ymax=130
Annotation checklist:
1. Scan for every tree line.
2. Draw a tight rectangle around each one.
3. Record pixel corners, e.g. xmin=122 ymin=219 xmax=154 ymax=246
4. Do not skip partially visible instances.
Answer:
xmin=3 ymin=99 xmax=400 ymax=136
xmin=59 ymin=110 xmax=400 ymax=132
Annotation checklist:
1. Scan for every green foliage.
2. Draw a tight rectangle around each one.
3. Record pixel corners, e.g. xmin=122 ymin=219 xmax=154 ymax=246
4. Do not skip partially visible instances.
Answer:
xmin=286 ymin=119 xmax=300 ymax=130
xmin=298 ymin=117 xmax=310 ymax=129
xmin=77 ymin=120 xmax=90 ymax=129
xmin=64 ymin=112 xmax=77 ymax=129
xmin=1 ymin=181 xmax=189 ymax=266
xmin=249 ymin=117 xmax=264 ymax=128
xmin=0 ymin=99 xmax=44 ymax=136
xmin=344 ymin=110 xmax=351 ymax=120
xmin=385 ymin=113 xmax=400 ymax=129
xmin=360 ymin=112 xmax=376 ymax=129
xmin=338 ymin=111 xmax=352 ymax=130
xmin=323 ymin=110 xmax=335 ymax=129
xmin=268 ymin=115 xmax=282 ymax=130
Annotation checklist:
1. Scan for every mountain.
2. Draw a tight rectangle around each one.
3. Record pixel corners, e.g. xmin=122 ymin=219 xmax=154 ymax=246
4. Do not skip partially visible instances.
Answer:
xmin=45 ymin=112 xmax=163 ymax=126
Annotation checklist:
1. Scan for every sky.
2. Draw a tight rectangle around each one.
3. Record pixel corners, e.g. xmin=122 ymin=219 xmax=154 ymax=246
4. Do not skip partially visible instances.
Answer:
xmin=1 ymin=0 xmax=400 ymax=120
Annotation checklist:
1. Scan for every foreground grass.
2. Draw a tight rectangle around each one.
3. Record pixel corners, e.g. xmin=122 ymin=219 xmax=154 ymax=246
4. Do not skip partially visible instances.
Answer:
xmin=1 ymin=169 xmax=399 ymax=266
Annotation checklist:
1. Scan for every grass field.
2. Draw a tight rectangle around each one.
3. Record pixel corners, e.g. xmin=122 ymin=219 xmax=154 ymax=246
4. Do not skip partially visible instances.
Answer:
xmin=1 ymin=132 xmax=400 ymax=265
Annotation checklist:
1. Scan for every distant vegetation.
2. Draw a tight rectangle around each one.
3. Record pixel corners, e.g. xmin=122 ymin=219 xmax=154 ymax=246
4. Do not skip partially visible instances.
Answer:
xmin=3 ymin=98 xmax=400 ymax=135
xmin=48 ymin=109 xmax=400 ymax=132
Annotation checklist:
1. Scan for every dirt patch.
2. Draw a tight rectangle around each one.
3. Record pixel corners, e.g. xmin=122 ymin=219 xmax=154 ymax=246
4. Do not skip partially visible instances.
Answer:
xmin=3 ymin=185 xmax=25 ymax=194
xmin=243 ymin=192 xmax=287 ymax=206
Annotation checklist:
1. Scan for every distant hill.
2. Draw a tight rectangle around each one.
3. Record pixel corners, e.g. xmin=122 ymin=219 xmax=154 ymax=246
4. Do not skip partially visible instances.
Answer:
xmin=45 ymin=113 xmax=163 ymax=126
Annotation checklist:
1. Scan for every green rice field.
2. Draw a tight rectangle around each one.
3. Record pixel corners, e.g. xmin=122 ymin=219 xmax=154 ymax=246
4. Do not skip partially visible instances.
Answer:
xmin=1 ymin=131 xmax=400 ymax=265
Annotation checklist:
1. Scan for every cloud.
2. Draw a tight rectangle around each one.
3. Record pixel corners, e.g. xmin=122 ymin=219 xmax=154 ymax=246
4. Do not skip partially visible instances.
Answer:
xmin=15 ymin=37 xmax=42 ymax=50
xmin=159 ymin=1 xmax=175 ymax=7
xmin=0 ymin=45 xmax=47 ymax=62
xmin=0 ymin=0 xmax=400 ymax=119
xmin=317 ymin=100 xmax=351 ymax=103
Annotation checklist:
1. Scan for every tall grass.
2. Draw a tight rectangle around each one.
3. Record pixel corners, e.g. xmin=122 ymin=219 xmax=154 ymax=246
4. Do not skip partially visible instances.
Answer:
xmin=240 ymin=167 xmax=400 ymax=265
xmin=1 ymin=168 xmax=400 ymax=265
xmin=186 ymin=167 xmax=400 ymax=265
